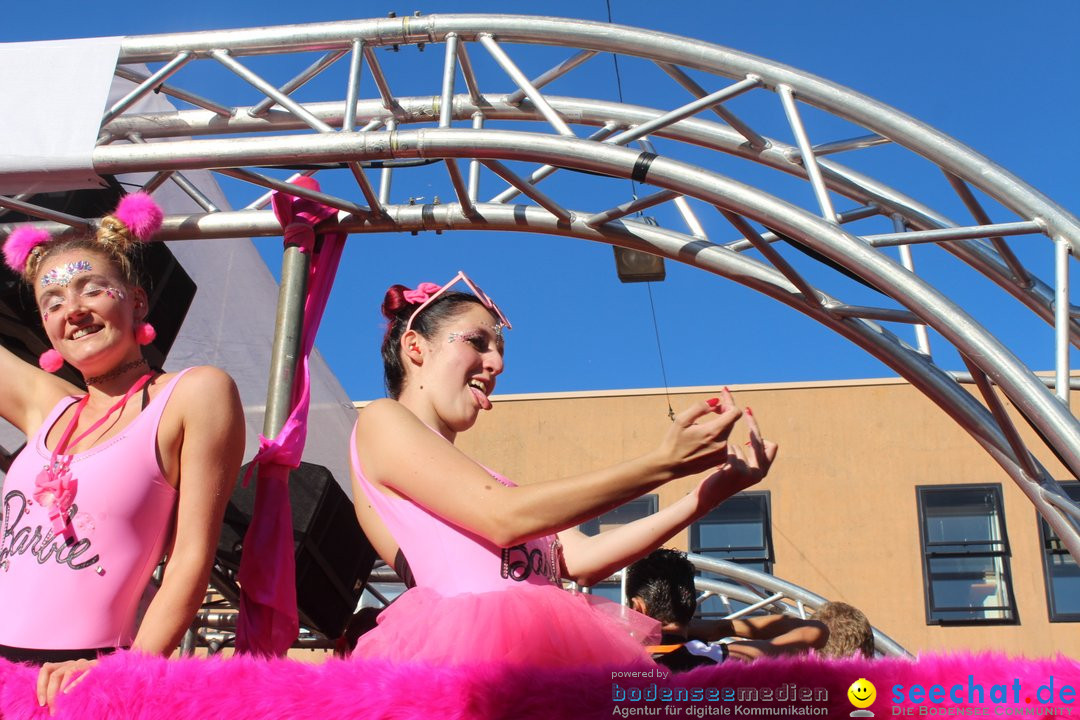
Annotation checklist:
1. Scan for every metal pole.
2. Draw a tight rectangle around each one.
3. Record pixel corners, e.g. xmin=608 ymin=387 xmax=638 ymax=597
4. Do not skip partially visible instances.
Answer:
xmin=264 ymin=247 xmax=310 ymax=437
xmin=1056 ymin=237 xmax=1071 ymax=402
xmin=893 ymin=214 xmax=932 ymax=356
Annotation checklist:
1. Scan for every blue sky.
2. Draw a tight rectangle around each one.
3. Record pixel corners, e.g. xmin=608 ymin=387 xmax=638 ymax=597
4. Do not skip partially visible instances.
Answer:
xmin=4 ymin=1 xmax=1078 ymax=401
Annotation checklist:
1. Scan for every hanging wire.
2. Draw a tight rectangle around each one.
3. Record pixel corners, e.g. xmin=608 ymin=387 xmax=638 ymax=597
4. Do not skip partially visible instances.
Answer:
xmin=606 ymin=0 xmax=676 ymax=421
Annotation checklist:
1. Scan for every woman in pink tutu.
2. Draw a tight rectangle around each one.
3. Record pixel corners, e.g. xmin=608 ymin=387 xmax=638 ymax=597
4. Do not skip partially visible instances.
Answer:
xmin=350 ymin=272 xmax=777 ymax=667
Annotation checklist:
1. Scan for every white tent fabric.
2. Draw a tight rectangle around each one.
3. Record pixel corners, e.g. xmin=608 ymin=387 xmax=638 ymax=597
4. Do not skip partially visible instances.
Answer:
xmin=0 ymin=62 xmax=358 ymax=498
xmin=0 ymin=38 xmax=121 ymax=194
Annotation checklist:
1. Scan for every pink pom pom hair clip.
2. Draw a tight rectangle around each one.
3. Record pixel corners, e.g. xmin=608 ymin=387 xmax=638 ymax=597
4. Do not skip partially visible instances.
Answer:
xmin=2 ymin=192 xmax=164 ymax=275
xmin=2 ymin=226 xmax=51 ymax=274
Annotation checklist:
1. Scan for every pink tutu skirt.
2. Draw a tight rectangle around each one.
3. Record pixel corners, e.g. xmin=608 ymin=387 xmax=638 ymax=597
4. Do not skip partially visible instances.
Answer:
xmin=353 ymin=583 xmax=660 ymax=667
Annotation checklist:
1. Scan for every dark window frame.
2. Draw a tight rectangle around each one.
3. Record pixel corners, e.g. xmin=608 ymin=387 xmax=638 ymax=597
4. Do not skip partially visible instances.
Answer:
xmin=689 ymin=490 xmax=774 ymax=573
xmin=916 ymin=484 xmax=1018 ymax=626
xmin=1038 ymin=481 xmax=1080 ymax=623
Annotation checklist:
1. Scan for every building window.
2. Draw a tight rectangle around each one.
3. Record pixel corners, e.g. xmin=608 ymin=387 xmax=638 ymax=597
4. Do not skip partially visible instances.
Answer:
xmin=690 ymin=491 xmax=773 ymax=618
xmin=917 ymin=485 xmax=1016 ymax=625
xmin=580 ymin=495 xmax=658 ymax=602
xmin=1039 ymin=482 xmax=1080 ymax=622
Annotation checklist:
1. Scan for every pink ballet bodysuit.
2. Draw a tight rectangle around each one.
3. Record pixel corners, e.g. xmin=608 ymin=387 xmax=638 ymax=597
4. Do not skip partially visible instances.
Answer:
xmin=0 ymin=370 xmax=189 ymax=650
xmin=349 ymin=421 xmax=658 ymax=667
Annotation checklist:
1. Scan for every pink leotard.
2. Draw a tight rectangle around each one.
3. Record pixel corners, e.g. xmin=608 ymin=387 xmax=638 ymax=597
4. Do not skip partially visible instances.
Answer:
xmin=0 ymin=370 xmax=189 ymax=650
xmin=349 ymin=420 xmax=658 ymax=667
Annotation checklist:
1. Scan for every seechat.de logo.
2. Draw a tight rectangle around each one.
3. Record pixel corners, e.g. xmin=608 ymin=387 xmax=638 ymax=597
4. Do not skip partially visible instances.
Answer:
xmin=848 ymin=678 xmax=877 ymax=717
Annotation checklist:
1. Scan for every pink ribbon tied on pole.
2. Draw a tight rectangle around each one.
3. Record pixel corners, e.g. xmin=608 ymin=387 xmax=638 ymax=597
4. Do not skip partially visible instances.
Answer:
xmin=235 ymin=176 xmax=346 ymax=656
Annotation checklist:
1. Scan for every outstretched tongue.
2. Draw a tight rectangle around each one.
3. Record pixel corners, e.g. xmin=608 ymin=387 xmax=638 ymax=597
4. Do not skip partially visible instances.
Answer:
xmin=470 ymin=386 xmax=492 ymax=410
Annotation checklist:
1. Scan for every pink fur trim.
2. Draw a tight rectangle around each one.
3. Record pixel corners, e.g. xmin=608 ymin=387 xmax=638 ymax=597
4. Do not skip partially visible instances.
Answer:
xmin=3 ymin=226 xmax=50 ymax=273
xmin=0 ymin=651 xmax=1076 ymax=719
xmin=113 ymin=192 xmax=163 ymax=241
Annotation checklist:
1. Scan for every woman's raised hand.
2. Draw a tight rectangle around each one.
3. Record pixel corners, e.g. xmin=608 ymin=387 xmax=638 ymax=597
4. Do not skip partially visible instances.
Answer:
xmin=693 ymin=399 xmax=779 ymax=510
xmin=655 ymin=390 xmax=743 ymax=477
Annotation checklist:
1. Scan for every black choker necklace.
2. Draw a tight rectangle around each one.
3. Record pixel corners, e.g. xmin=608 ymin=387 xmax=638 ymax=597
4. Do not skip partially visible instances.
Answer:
xmin=85 ymin=358 xmax=149 ymax=386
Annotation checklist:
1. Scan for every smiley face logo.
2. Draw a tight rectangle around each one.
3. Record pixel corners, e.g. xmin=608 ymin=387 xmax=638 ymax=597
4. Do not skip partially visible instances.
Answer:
xmin=848 ymin=678 xmax=876 ymax=709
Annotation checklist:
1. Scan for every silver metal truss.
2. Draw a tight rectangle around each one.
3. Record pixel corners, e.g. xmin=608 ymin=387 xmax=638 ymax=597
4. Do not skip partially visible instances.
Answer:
xmin=3 ymin=14 xmax=1080 ymax=608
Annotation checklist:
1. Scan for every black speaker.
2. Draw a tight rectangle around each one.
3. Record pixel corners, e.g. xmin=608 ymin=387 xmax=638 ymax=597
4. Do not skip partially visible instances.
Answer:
xmin=218 ymin=462 xmax=377 ymax=639
xmin=0 ymin=178 xmax=195 ymax=384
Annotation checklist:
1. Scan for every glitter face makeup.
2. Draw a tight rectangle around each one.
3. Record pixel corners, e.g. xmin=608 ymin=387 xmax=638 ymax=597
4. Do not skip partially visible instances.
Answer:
xmin=39 ymin=260 xmax=93 ymax=289
xmin=448 ymin=326 xmax=504 ymax=349
xmin=39 ymin=281 xmax=126 ymax=318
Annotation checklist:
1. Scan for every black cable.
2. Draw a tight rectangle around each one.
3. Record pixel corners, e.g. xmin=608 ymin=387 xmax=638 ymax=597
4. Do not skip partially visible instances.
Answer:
xmin=607 ymin=0 xmax=674 ymax=420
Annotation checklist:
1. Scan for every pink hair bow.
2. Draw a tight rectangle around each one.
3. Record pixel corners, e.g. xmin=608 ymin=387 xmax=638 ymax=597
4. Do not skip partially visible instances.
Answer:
xmin=404 ymin=282 xmax=441 ymax=304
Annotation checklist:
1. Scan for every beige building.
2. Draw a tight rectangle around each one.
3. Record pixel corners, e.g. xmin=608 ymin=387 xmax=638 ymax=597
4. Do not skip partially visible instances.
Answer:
xmin=444 ymin=377 xmax=1079 ymax=658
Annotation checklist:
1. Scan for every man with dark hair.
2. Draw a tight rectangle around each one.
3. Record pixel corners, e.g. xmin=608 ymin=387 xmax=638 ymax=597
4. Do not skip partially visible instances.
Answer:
xmin=626 ymin=549 xmax=728 ymax=671
xmin=628 ymin=549 xmax=833 ymax=669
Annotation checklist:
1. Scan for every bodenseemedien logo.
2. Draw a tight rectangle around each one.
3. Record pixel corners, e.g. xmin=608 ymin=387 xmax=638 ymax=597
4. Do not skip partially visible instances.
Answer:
xmin=849 ymin=678 xmax=877 ymax=717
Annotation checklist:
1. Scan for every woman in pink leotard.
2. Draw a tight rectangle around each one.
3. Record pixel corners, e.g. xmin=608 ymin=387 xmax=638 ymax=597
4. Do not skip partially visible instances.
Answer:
xmin=350 ymin=272 xmax=778 ymax=667
xmin=0 ymin=193 xmax=245 ymax=710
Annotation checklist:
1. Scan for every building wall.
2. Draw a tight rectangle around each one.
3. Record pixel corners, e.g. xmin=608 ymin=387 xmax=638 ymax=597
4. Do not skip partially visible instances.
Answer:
xmin=447 ymin=378 xmax=1077 ymax=658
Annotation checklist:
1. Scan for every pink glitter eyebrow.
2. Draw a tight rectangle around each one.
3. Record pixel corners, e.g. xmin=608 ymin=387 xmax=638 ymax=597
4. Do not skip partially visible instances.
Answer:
xmin=39 ymin=261 xmax=93 ymax=288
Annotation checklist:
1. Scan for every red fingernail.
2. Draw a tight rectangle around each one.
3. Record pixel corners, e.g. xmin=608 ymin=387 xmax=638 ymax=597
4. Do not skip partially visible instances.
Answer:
xmin=706 ymin=398 xmax=719 ymax=407
xmin=723 ymin=386 xmax=731 ymax=393
xmin=746 ymin=406 xmax=753 ymax=415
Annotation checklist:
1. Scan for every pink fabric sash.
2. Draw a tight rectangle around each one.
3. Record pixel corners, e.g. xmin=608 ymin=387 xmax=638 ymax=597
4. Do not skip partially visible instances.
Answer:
xmin=235 ymin=177 xmax=345 ymax=655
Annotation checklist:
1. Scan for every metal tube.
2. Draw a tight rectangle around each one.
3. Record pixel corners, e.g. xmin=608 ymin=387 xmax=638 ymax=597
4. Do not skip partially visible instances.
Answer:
xmin=347 ymin=162 xmax=383 ymax=216
xmin=586 ymin=189 xmax=680 ymax=226
xmin=112 ymin=66 xmax=233 ymax=118
xmin=721 ymin=209 xmax=820 ymax=305
xmin=264 ymin=246 xmax=310 ymax=437
xmin=961 ymin=356 xmax=1041 ymax=481
xmin=342 ymin=40 xmax=365 ymax=132
xmin=828 ymin=304 xmax=920 ymax=324
xmin=944 ymin=172 xmax=1033 ymax=288
xmin=141 ymin=171 xmax=174 ymax=195
xmin=468 ymin=113 xmax=484 ymax=202
xmin=249 ymin=49 xmax=347 ymax=117
xmin=128 ymin=133 xmax=220 ymax=212
xmin=218 ymin=167 xmax=367 ymax=216
xmin=455 ymin=41 xmax=484 ymax=105
xmin=674 ymin=196 xmax=708 ymax=240
xmin=811 ymin=134 xmax=889 ymax=157
xmin=778 ymin=84 xmax=837 ymax=223
xmin=478 ymin=34 xmax=574 ymax=137
xmin=169 ymin=171 xmax=221 ymax=213
xmin=491 ymin=124 xmax=617 ymax=203
xmin=892 ymin=215 xmax=932 ymax=355
xmin=362 ymin=45 xmax=397 ymax=111
xmin=212 ymin=49 xmax=334 ymax=133
xmin=506 ymin=49 xmax=596 ymax=105
xmin=607 ymin=75 xmax=762 ymax=147
xmin=243 ymin=170 xmax=317 ymax=210
xmin=445 ymin=159 xmax=477 ymax=216
xmin=480 ymin=159 xmax=572 ymax=222
xmin=0 ymin=196 xmax=91 ymax=228
xmin=378 ymin=118 xmax=396 ymax=204
xmin=439 ymin=34 xmax=460 ymax=128
xmin=1056 ymin=237 xmax=1071 ymax=402
xmin=656 ymin=62 xmax=768 ymax=149
xmin=866 ymin=220 xmax=1043 ymax=248
xmin=103 ymin=52 xmax=193 ymax=126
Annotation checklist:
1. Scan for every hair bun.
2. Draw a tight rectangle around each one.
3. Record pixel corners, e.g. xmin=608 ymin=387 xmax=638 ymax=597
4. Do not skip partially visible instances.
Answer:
xmin=381 ymin=284 xmax=416 ymax=322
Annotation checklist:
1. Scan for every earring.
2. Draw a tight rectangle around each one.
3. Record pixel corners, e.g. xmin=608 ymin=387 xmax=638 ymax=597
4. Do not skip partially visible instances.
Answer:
xmin=38 ymin=349 xmax=64 ymax=373
xmin=135 ymin=321 xmax=157 ymax=346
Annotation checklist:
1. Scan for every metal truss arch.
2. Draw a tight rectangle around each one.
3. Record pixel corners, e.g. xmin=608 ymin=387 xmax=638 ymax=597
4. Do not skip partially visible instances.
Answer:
xmin=3 ymin=15 xmax=1080 ymax=606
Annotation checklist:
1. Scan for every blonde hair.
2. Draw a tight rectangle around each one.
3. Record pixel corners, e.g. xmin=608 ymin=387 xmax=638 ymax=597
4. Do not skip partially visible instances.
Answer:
xmin=815 ymin=601 xmax=875 ymax=659
xmin=25 ymin=214 xmax=141 ymax=287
